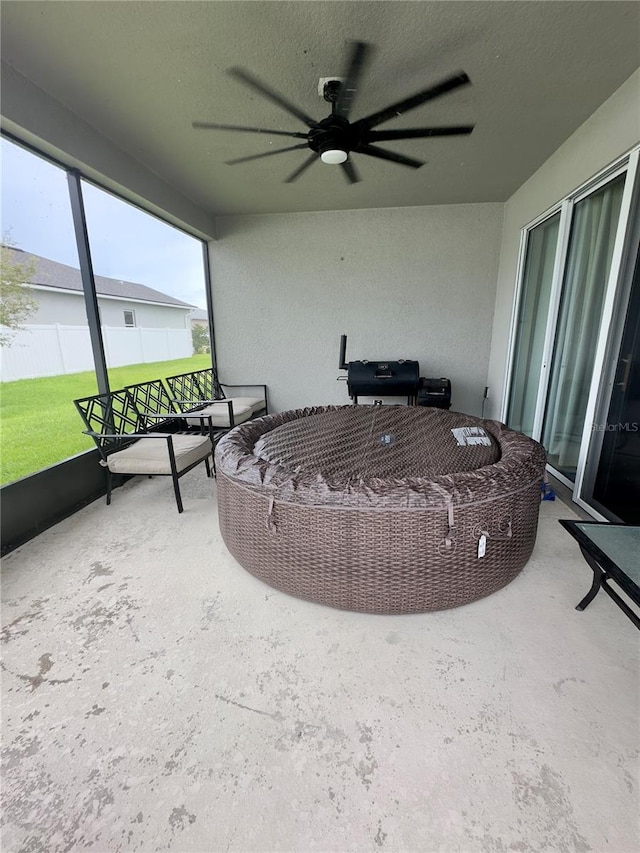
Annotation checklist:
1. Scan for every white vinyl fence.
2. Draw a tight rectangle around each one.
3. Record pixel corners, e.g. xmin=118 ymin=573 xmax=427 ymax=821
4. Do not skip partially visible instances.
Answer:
xmin=0 ymin=324 xmax=193 ymax=381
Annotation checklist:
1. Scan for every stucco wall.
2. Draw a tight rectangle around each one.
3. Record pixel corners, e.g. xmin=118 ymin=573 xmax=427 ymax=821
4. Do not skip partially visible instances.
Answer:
xmin=28 ymin=289 xmax=191 ymax=329
xmin=28 ymin=290 xmax=88 ymax=326
xmin=97 ymin=299 xmax=190 ymax=329
xmin=486 ymin=69 xmax=640 ymax=420
xmin=211 ymin=203 xmax=503 ymax=415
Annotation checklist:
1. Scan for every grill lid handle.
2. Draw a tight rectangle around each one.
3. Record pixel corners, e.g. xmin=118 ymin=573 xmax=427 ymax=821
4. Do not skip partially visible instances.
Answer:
xmin=339 ymin=333 xmax=348 ymax=370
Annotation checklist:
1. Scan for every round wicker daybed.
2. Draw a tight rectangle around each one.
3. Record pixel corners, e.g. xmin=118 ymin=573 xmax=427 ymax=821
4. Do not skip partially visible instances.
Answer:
xmin=215 ymin=405 xmax=546 ymax=614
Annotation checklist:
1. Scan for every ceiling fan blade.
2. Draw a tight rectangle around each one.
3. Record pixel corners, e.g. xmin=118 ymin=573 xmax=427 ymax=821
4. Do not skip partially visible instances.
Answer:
xmin=229 ymin=67 xmax=317 ymax=128
xmin=357 ymin=144 xmax=425 ymax=169
xmin=284 ymin=153 xmax=319 ymax=183
xmin=334 ymin=40 xmax=372 ymax=120
xmin=367 ymin=125 xmax=474 ymax=141
xmin=193 ymin=121 xmax=308 ymax=139
xmin=225 ymin=143 xmax=309 ymax=166
xmin=357 ymin=72 xmax=471 ymax=130
xmin=340 ymin=159 xmax=361 ymax=184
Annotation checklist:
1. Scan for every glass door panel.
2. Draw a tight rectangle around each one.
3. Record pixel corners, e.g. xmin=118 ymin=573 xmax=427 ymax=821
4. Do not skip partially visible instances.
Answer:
xmin=592 ymin=247 xmax=640 ymax=521
xmin=541 ymin=175 xmax=625 ymax=480
xmin=506 ymin=212 xmax=560 ymax=436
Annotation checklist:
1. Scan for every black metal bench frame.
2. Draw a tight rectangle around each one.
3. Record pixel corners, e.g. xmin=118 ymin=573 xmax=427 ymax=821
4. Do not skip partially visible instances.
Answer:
xmin=125 ymin=377 xmax=234 ymax=438
xmin=74 ymin=386 xmax=216 ymax=513
xmin=165 ymin=368 xmax=268 ymax=420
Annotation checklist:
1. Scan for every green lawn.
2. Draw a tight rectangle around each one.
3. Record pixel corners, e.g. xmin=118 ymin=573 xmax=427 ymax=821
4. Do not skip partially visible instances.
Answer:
xmin=0 ymin=355 xmax=212 ymax=485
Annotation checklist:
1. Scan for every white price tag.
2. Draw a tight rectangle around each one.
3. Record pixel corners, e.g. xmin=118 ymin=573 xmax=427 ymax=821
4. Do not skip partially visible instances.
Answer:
xmin=451 ymin=427 xmax=492 ymax=447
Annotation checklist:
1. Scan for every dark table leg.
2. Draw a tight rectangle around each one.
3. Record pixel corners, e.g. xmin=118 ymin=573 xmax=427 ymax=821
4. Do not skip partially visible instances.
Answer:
xmin=576 ymin=545 xmax=640 ymax=629
xmin=575 ymin=546 xmax=604 ymax=611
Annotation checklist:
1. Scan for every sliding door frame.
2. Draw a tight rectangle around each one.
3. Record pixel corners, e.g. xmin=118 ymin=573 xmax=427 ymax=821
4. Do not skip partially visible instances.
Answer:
xmin=502 ymin=145 xmax=640 ymax=516
xmin=530 ymin=199 xmax=573 ymax=442
xmin=501 ymin=204 xmax=561 ymax=425
xmin=573 ymin=148 xmax=640 ymax=516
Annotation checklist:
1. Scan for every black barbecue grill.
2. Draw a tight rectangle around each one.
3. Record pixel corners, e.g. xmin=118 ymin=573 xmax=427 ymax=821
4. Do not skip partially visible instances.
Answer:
xmin=417 ymin=377 xmax=452 ymax=409
xmin=338 ymin=334 xmax=421 ymax=404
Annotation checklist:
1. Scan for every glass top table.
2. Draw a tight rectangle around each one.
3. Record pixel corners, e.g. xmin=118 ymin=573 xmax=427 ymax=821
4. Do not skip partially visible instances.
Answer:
xmin=559 ymin=520 xmax=640 ymax=629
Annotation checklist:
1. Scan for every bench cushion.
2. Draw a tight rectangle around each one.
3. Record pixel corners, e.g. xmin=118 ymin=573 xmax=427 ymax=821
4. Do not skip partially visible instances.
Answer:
xmin=107 ymin=434 xmax=212 ymax=475
xmin=185 ymin=400 xmax=253 ymax=428
xmin=228 ymin=396 xmax=266 ymax=415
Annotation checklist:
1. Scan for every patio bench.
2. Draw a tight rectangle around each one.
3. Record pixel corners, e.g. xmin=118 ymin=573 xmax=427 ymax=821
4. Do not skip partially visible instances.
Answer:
xmin=125 ymin=377 xmax=236 ymax=436
xmin=165 ymin=368 xmax=267 ymax=429
xmin=74 ymin=386 xmax=215 ymax=513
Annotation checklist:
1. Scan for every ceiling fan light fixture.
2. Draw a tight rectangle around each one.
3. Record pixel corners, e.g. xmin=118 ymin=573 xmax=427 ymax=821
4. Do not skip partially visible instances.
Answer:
xmin=320 ymin=148 xmax=348 ymax=165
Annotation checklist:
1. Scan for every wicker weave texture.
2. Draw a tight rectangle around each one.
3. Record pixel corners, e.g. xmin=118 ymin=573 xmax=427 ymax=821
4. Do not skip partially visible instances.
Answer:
xmin=216 ymin=406 xmax=546 ymax=614
xmin=254 ymin=406 xmax=501 ymax=479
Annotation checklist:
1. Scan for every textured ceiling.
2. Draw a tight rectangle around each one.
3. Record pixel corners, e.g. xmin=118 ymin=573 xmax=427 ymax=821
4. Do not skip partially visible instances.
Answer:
xmin=1 ymin=1 xmax=639 ymax=216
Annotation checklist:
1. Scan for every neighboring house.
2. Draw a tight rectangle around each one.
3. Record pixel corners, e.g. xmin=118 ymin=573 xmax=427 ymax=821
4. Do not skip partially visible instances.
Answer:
xmin=188 ymin=307 xmax=211 ymax=353
xmin=7 ymin=247 xmax=195 ymax=330
xmin=187 ymin=307 xmax=209 ymax=330
xmin=1 ymin=249 xmax=199 ymax=380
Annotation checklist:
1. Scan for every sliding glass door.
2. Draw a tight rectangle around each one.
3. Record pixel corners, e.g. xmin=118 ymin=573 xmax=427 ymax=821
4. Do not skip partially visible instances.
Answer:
xmin=506 ymin=212 xmax=560 ymax=436
xmin=541 ymin=175 xmax=625 ymax=480
xmin=504 ymin=148 xmax=639 ymax=518
xmin=591 ymin=247 xmax=640 ymax=521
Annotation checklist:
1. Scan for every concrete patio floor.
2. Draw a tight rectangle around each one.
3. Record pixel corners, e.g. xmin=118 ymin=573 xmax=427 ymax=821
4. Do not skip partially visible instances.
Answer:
xmin=1 ymin=469 xmax=638 ymax=853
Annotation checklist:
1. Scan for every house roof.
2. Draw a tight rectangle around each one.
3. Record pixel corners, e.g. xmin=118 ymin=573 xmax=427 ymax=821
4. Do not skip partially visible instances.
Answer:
xmin=8 ymin=248 xmax=195 ymax=309
xmin=1 ymin=2 xmax=638 ymax=216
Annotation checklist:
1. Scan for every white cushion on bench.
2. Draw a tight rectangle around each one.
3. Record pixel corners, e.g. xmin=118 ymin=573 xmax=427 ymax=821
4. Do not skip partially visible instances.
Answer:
xmin=185 ymin=400 xmax=253 ymax=428
xmin=227 ymin=396 xmax=265 ymax=415
xmin=107 ymin=434 xmax=212 ymax=475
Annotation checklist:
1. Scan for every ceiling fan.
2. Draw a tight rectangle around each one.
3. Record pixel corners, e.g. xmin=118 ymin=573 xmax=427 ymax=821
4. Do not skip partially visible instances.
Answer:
xmin=193 ymin=41 xmax=474 ymax=184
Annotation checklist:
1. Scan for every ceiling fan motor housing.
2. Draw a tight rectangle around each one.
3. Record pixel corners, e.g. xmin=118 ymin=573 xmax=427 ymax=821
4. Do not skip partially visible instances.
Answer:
xmin=308 ymin=116 xmax=361 ymax=158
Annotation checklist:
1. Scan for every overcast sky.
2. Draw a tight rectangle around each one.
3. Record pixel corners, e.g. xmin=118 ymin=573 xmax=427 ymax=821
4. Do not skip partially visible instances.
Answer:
xmin=1 ymin=137 xmax=208 ymax=309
